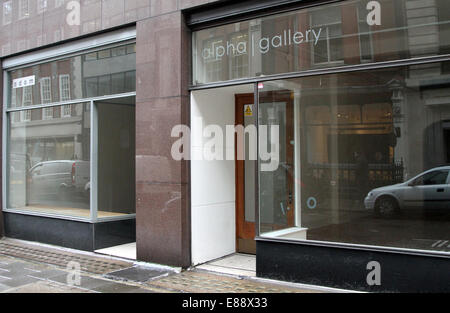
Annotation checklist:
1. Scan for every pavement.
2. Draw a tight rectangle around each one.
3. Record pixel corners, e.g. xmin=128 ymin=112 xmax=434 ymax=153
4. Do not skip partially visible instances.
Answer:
xmin=0 ymin=238 xmax=332 ymax=294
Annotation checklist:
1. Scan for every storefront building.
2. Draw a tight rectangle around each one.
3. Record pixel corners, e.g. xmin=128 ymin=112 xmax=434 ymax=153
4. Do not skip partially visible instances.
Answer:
xmin=1 ymin=0 xmax=450 ymax=292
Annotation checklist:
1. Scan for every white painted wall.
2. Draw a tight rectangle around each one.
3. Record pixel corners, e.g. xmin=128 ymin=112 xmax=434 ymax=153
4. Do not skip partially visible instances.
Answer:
xmin=191 ymin=84 xmax=253 ymax=265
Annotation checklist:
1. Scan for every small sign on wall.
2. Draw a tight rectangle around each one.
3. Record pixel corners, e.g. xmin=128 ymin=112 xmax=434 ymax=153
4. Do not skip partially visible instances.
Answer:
xmin=244 ymin=104 xmax=253 ymax=117
xmin=13 ymin=75 xmax=35 ymax=89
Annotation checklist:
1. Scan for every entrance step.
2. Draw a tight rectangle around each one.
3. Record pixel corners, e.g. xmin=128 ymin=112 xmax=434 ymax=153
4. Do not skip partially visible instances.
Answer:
xmin=95 ymin=243 xmax=137 ymax=260
xmin=196 ymin=254 xmax=256 ymax=277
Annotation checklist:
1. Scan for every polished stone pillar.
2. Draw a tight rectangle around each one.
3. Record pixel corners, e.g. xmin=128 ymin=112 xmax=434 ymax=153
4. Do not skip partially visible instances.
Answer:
xmin=135 ymin=12 xmax=191 ymax=267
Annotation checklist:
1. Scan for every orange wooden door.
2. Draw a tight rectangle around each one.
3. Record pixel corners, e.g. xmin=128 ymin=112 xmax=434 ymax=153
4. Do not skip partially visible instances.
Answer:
xmin=235 ymin=91 xmax=295 ymax=254
xmin=235 ymin=93 xmax=256 ymax=254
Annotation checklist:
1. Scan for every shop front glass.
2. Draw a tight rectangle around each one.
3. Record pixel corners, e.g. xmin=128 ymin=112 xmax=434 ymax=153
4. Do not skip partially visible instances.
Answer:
xmin=192 ymin=0 xmax=450 ymax=254
xmin=5 ymin=43 xmax=136 ymax=220
xmin=8 ymin=103 xmax=91 ymax=217
xmin=258 ymin=62 xmax=450 ymax=252
xmin=193 ymin=0 xmax=450 ymax=85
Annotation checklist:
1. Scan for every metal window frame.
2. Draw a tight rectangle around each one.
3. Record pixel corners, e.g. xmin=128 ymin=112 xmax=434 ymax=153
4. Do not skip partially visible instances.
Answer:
xmin=185 ymin=0 xmax=341 ymax=30
xmin=189 ymin=53 xmax=450 ymax=91
xmin=2 ymin=30 xmax=137 ymax=224
xmin=2 ymin=92 xmax=136 ymax=224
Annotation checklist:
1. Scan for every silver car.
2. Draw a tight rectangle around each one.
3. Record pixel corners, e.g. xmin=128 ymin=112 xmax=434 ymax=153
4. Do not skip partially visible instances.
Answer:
xmin=364 ymin=166 xmax=450 ymax=217
xmin=29 ymin=160 xmax=90 ymax=201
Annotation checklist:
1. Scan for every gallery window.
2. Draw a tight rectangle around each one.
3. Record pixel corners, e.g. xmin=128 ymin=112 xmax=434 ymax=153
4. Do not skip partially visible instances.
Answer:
xmin=193 ymin=0 xmax=450 ymax=85
xmin=258 ymin=61 xmax=450 ymax=253
xmin=4 ymin=41 xmax=136 ymax=222
xmin=192 ymin=0 xmax=450 ymax=255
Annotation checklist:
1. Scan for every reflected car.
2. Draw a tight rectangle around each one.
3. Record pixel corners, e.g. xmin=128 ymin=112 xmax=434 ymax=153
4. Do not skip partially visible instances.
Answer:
xmin=29 ymin=160 xmax=90 ymax=201
xmin=364 ymin=166 xmax=450 ymax=217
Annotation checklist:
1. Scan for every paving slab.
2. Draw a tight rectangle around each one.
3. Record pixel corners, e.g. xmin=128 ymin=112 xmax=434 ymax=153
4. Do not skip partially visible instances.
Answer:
xmin=0 ymin=239 xmax=133 ymax=274
xmin=146 ymin=271 xmax=321 ymax=294
xmin=26 ymin=269 xmax=68 ymax=280
xmin=91 ymin=282 xmax=146 ymax=293
xmin=6 ymin=280 xmax=93 ymax=293
xmin=1 ymin=275 xmax=41 ymax=288
xmin=0 ymin=238 xmax=329 ymax=294
xmin=48 ymin=273 xmax=116 ymax=291
xmin=105 ymin=266 xmax=171 ymax=283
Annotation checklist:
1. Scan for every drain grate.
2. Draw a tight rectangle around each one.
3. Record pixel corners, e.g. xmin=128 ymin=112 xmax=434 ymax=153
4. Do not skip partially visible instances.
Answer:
xmin=0 ymin=241 xmax=133 ymax=275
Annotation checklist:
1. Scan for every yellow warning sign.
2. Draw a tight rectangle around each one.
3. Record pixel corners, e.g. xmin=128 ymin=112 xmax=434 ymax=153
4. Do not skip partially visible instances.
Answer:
xmin=244 ymin=105 xmax=253 ymax=117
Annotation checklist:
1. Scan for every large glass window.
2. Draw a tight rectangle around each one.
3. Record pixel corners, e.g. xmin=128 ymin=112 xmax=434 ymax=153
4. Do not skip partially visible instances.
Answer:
xmin=193 ymin=0 xmax=450 ymax=85
xmin=8 ymin=103 xmax=91 ymax=218
xmin=258 ymin=61 xmax=450 ymax=253
xmin=8 ymin=43 xmax=136 ymax=108
xmin=5 ymin=43 xmax=136 ymax=221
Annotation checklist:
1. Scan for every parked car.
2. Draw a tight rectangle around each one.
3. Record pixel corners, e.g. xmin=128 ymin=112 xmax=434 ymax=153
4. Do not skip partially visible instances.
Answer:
xmin=364 ymin=166 xmax=450 ymax=217
xmin=29 ymin=160 xmax=90 ymax=201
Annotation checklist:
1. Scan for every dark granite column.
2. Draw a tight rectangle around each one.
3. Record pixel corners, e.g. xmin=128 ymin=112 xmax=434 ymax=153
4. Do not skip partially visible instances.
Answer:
xmin=135 ymin=11 xmax=191 ymax=267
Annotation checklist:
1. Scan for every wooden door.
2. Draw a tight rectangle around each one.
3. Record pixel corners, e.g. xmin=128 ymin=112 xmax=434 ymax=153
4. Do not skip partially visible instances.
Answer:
xmin=235 ymin=93 xmax=256 ymax=254
xmin=235 ymin=91 xmax=295 ymax=254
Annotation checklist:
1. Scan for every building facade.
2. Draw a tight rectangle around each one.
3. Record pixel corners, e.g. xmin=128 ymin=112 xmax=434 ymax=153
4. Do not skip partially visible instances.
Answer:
xmin=1 ymin=0 xmax=449 ymax=292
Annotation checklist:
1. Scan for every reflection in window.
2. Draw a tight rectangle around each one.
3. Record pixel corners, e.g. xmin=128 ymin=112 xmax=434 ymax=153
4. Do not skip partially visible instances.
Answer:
xmin=230 ymin=33 xmax=249 ymax=79
xmin=40 ymin=77 xmax=52 ymax=104
xmin=358 ymin=3 xmax=374 ymax=62
xmin=21 ymin=86 xmax=32 ymax=122
xmin=413 ymin=170 xmax=449 ymax=186
xmin=193 ymin=0 xmax=450 ymax=84
xmin=258 ymin=61 xmax=450 ymax=253
xmin=40 ymin=77 xmax=54 ymax=120
xmin=84 ymin=71 xmax=136 ymax=97
xmin=311 ymin=6 xmax=343 ymax=64
xmin=98 ymin=49 xmax=111 ymax=59
xmin=9 ymin=43 xmax=136 ymax=108
xmin=59 ymin=74 xmax=72 ymax=117
xmin=8 ymin=103 xmax=91 ymax=218
xmin=203 ymin=37 xmax=224 ymax=83
xmin=84 ymin=52 xmax=98 ymax=61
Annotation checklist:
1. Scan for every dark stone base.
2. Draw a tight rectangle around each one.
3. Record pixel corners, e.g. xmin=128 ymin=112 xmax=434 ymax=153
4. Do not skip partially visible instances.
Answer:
xmin=3 ymin=212 xmax=135 ymax=252
xmin=256 ymin=239 xmax=450 ymax=293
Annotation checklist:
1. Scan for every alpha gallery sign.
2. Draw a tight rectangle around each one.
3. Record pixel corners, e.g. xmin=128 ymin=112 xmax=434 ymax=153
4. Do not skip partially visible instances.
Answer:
xmin=193 ymin=0 xmax=383 ymax=84
xmin=201 ymin=28 xmax=323 ymax=61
